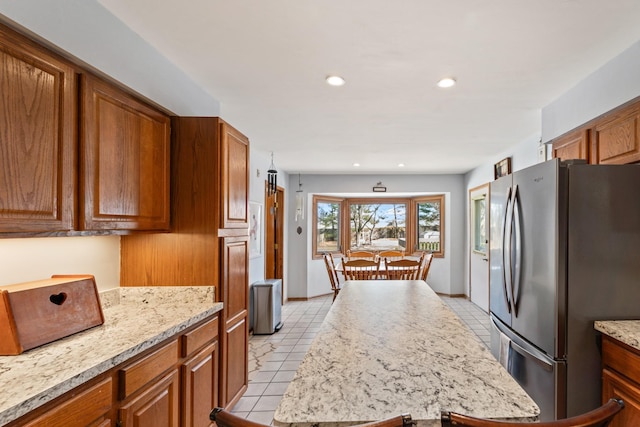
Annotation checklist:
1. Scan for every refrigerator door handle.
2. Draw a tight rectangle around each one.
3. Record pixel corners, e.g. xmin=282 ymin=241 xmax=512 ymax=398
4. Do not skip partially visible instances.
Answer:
xmin=509 ymin=339 xmax=554 ymax=372
xmin=511 ymin=184 xmax=521 ymax=317
xmin=501 ymin=185 xmax=513 ymax=313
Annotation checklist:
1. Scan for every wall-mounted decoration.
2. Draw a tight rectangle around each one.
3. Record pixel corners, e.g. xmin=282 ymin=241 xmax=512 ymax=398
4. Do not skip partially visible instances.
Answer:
xmin=494 ymin=157 xmax=512 ymax=179
xmin=249 ymin=202 xmax=262 ymax=258
xmin=372 ymin=181 xmax=387 ymax=192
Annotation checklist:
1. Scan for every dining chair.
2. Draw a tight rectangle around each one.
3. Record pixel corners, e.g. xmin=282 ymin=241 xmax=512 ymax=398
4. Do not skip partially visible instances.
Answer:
xmin=347 ymin=249 xmax=378 ymax=260
xmin=419 ymin=252 xmax=434 ymax=281
xmin=441 ymin=398 xmax=624 ymax=427
xmin=210 ymin=407 xmax=415 ymax=427
xmin=323 ymin=252 xmax=342 ymax=301
xmin=342 ymin=258 xmax=381 ymax=280
xmin=384 ymin=258 xmax=422 ymax=280
xmin=378 ymin=250 xmax=405 ymax=261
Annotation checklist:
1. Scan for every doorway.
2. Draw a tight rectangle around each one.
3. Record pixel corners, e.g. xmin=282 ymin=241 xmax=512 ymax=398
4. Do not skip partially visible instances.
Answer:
xmin=265 ymin=184 xmax=284 ymax=304
xmin=469 ymin=183 xmax=489 ymax=312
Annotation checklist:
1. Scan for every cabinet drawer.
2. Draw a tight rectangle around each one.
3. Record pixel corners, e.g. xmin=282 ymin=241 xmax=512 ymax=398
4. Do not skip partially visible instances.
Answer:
xmin=602 ymin=336 xmax=640 ymax=384
xmin=119 ymin=339 xmax=179 ymax=399
xmin=182 ymin=316 xmax=219 ymax=357
xmin=23 ymin=377 xmax=112 ymax=427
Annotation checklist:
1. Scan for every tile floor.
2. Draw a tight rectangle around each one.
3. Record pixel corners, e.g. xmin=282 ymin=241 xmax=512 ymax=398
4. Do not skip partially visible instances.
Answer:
xmin=234 ymin=293 xmax=491 ymax=424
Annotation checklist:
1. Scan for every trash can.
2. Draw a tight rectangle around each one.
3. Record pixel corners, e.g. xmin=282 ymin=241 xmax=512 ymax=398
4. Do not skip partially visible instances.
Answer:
xmin=251 ymin=279 xmax=283 ymax=335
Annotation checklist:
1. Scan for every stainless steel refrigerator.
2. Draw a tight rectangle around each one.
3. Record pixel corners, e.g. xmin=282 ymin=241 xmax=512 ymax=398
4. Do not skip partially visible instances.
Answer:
xmin=489 ymin=158 xmax=640 ymax=421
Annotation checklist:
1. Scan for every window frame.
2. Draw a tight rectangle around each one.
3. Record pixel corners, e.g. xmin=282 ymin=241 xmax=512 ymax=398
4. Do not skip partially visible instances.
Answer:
xmin=411 ymin=194 xmax=445 ymax=258
xmin=346 ymin=198 xmax=409 ymax=253
xmin=312 ymin=195 xmax=345 ymax=256
xmin=312 ymin=194 xmax=445 ymax=259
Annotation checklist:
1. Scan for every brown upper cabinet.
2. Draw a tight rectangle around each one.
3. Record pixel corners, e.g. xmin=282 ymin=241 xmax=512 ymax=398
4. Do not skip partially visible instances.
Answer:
xmin=80 ymin=75 xmax=171 ymax=231
xmin=219 ymin=121 xmax=250 ymax=230
xmin=552 ymin=96 xmax=640 ymax=166
xmin=0 ymin=24 xmax=77 ymax=233
xmin=591 ymin=103 xmax=640 ymax=165
xmin=551 ymin=128 xmax=590 ymax=163
xmin=0 ymin=22 xmax=171 ymax=235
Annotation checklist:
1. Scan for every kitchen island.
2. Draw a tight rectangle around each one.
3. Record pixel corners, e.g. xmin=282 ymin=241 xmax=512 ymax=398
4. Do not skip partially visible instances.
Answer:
xmin=273 ymin=280 xmax=539 ymax=427
xmin=0 ymin=286 xmax=222 ymax=426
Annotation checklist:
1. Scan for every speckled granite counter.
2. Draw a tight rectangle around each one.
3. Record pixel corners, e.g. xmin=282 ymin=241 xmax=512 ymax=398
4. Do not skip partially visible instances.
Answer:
xmin=595 ymin=320 xmax=640 ymax=351
xmin=273 ymin=280 xmax=539 ymax=427
xmin=0 ymin=286 xmax=222 ymax=426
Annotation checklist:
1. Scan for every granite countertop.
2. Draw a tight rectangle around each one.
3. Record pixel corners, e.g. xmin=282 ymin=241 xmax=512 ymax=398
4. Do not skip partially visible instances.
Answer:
xmin=0 ymin=286 xmax=223 ymax=426
xmin=595 ymin=320 xmax=640 ymax=351
xmin=273 ymin=280 xmax=539 ymax=427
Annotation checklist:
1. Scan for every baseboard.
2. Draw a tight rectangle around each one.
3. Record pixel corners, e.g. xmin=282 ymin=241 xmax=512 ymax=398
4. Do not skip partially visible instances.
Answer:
xmin=287 ymin=292 xmax=333 ymax=302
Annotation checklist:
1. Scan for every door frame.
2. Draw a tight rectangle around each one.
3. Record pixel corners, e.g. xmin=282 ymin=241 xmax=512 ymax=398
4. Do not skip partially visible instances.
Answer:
xmin=264 ymin=183 xmax=285 ymax=304
xmin=469 ymin=183 xmax=490 ymax=311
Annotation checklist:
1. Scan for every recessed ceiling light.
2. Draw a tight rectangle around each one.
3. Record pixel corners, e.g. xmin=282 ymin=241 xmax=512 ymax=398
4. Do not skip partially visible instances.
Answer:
xmin=398 ymin=163 xmax=405 ymax=167
xmin=326 ymin=75 xmax=346 ymax=86
xmin=353 ymin=163 xmax=360 ymax=167
xmin=437 ymin=77 xmax=456 ymax=88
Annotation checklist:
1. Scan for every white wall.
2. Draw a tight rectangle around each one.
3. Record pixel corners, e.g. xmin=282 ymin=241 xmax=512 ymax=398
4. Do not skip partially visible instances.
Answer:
xmin=542 ymin=39 xmax=640 ymax=142
xmin=0 ymin=236 xmax=120 ymax=291
xmin=287 ymin=173 xmax=466 ymax=299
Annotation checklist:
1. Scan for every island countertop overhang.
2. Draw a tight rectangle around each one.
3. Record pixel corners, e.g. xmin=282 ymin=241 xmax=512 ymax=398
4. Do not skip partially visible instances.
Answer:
xmin=273 ymin=280 xmax=539 ymax=427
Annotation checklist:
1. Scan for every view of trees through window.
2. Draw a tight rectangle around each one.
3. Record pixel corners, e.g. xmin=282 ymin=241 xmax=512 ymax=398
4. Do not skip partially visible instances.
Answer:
xmin=349 ymin=203 xmax=406 ymax=251
xmin=313 ymin=194 xmax=444 ymax=258
xmin=416 ymin=199 xmax=441 ymax=252
xmin=316 ymin=199 xmax=341 ymax=253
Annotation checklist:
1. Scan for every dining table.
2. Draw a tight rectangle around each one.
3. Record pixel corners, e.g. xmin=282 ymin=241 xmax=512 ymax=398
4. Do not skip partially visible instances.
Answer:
xmin=273 ymin=280 xmax=539 ymax=427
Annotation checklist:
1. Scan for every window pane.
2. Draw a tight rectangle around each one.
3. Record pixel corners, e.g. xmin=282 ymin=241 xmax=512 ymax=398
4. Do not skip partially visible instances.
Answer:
xmin=473 ymin=197 xmax=487 ymax=254
xmin=349 ymin=203 xmax=406 ymax=251
xmin=316 ymin=201 xmax=341 ymax=252
xmin=417 ymin=200 xmax=441 ymax=253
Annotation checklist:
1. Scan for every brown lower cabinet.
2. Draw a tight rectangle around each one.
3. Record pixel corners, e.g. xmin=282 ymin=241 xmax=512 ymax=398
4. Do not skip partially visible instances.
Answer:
xmin=7 ymin=314 xmax=219 ymax=427
xmin=601 ymin=335 xmax=640 ymax=427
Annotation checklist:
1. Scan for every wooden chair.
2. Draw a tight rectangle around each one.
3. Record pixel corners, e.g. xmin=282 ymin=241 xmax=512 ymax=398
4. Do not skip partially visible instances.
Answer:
xmin=378 ymin=250 xmax=405 ymax=261
xmin=441 ymin=398 xmax=624 ymax=427
xmin=342 ymin=258 xmax=381 ymax=280
xmin=323 ymin=252 xmax=342 ymax=301
xmin=210 ymin=407 xmax=414 ymax=427
xmin=384 ymin=258 xmax=421 ymax=280
xmin=346 ymin=250 xmax=378 ymax=260
xmin=419 ymin=252 xmax=434 ymax=281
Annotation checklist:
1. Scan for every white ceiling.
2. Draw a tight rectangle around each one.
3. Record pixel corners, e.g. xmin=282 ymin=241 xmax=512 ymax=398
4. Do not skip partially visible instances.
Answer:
xmin=98 ymin=0 xmax=640 ymax=174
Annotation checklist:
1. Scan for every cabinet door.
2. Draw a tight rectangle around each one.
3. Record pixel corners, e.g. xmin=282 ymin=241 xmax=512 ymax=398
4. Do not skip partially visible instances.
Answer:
xmin=0 ymin=24 xmax=76 ymax=232
xmin=119 ymin=369 xmax=180 ymax=427
xmin=20 ymin=377 xmax=112 ymax=427
xmin=602 ymin=369 xmax=640 ymax=427
xmin=219 ymin=121 xmax=249 ymax=229
xmin=80 ymin=74 xmax=170 ymax=231
xmin=551 ymin=128 xmax=590 ymax=162
xmin=182 ymin=342 xmax=219 ymax=427
xmin=592 ymin=105 xmax=640 ymax=165
xmin=220 ymin=236 xmax=249 ymax=407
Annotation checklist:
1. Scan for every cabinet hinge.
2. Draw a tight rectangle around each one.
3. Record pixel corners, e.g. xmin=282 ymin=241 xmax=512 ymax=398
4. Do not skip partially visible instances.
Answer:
xmin=274 ymin=243 xmax=279 ymax=249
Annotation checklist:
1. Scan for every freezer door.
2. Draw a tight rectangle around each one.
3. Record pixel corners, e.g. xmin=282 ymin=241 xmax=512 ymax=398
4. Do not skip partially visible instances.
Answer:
xmin=510 ymin=159 xmax=566 ymax=358
xmin=491 ymin=315 xmax=566 ymax=422
xmin=489 ymin=174 xmax=513 ymax=327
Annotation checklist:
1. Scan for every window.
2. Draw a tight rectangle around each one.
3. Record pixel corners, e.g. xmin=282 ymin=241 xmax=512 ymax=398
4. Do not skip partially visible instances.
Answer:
xmin=414 ymin=195 xmax=444 ymax=257
xmin=312 ymin=195 xmax=445 ymax=258
xmin=313 ymin=196 xmax=343 ymax=254
xmin=472 ymin=194 xmax=487 ymax=254
xmin=348 ymin=201 xmax=407 ymax=251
